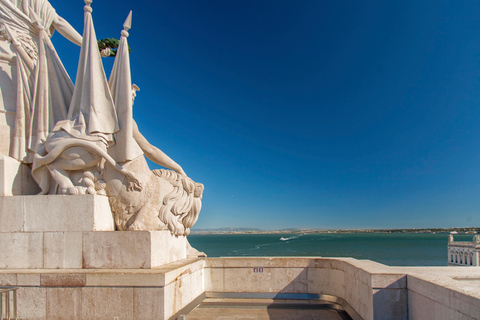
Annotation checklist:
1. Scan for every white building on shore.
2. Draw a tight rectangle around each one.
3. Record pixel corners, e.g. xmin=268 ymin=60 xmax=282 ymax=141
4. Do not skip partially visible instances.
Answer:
xmin=448 ymin=234 xmax=480 ymax=266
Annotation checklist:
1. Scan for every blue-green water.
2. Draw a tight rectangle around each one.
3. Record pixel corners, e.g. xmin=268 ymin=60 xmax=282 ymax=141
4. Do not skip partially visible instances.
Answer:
xmin=188 ymin=233 xmax=471 ymax=266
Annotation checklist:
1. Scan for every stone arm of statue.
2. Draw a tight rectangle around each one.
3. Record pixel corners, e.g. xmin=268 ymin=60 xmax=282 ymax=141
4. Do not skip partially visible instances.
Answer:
xmin=52 ymin=15 xmax=82 ymax=46
xmin=132 ymin=121 xmax=187 ymax=176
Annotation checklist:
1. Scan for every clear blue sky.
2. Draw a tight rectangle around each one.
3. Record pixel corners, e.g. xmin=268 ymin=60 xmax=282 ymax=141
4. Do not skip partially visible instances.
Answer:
xmin=51 ymin=0 xmax=480 ymax=230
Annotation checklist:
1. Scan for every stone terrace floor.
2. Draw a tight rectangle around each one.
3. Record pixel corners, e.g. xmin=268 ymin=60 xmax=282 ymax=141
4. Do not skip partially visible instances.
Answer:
xmin=185 ymin=298 xmax=353 ymax=320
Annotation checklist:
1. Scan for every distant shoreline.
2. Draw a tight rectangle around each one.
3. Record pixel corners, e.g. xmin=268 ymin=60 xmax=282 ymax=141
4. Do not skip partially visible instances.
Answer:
xmin=190 ymin=227 xmax=479 ymax=235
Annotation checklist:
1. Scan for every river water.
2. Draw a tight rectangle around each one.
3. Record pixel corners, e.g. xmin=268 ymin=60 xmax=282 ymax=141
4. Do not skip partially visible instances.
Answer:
xmin=188 ymin=232 xmax=473 ymax=266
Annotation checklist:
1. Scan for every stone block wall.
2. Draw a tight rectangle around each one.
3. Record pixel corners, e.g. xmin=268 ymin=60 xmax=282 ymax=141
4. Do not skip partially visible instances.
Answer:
xmin=3 ymin=256 xmax=480 ymax=319
xmin=408 ymin=272 xmax=480 ymax=320
xmin=0 ymin=258 xmax=205 ymax=320
xmin=203 ymin=257 xmax=408 ymax=320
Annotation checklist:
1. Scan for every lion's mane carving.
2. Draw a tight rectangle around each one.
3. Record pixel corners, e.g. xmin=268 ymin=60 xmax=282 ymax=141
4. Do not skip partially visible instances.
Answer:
xmin=153 ymin=169 xmax=204 ymax=236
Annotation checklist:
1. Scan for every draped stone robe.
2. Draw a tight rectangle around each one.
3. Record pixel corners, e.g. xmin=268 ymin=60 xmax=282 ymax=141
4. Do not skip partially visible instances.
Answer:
xmin=0 ymin=0 xmax=73 ymax=163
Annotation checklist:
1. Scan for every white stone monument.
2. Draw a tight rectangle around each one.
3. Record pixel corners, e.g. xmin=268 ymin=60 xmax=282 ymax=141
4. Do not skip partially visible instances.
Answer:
xmin=0 ymin=0 xmax=204 ymax=242
xmin=0 ymin=1 xmax=206 ymax=318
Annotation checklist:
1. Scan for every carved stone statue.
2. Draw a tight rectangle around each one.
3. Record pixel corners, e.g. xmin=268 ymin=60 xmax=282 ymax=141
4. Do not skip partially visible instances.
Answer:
xmin=25 ymin=3 xmax=204 ymax=236
xmin=0 ymin=0 xmax=82 ymax=47
xmin=0 ymin=0 xmax=83 ymax=163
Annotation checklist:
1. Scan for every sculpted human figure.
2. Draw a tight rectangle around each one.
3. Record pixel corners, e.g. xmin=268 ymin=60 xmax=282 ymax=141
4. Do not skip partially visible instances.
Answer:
xmin=0 ymin=0 xmax=82 ymax=163
xmin=130 ymin=85 xmax=186 ymax=176
xmin=29 ymin=3 xmax=204 ymax=236
xmin=0 ymin=0 xmax=82 ymax=47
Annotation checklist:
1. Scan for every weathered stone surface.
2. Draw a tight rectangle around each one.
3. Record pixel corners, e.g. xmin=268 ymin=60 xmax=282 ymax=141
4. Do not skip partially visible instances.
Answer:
xmin=17 ymin=287 xmax=47 ymax=320
xmin=0 ymin=195 xmax=114 ymax=232
xmin=450 ymin=289 xmax=480 ymax=320
xmin=44 ymin=232 xmax=83 ymax=269
xmin=41 ymin=274 xmax=86 ymax=287
xmin=86 ymin=271 xmax=166 ymax=287
xmin=23 ymin=195 xmax=114 ymax=232
xmin=164 ymin=267 xmax=204 ymax=317
xmin=81 ymin=287 xmax=134 ymax=320
xmin=371 ymin=273 xmax=407 ymax=289
xmin=408 ymin=290 xmax=455 ymax=320
xmin=307 ymin=268 xmax=346 ymax=298
xmin=204 ymin=267 xmax=224 ymax=292
xmin=46 ymin=288 xmax=82 ymax=320
xmin=151 ymin=231 xmax=188 ymax=266
xmin=162 ymin=258 xmax=205 ymax=286
xmin=82 ymin=231 xmax=187 ymax=269
xmin=407 ymin=274 xmax=451 ymax=306
xmin=0 ymin=232 xmax=43 ymax=268
xmin=0 ymin=273 xmax=17 ymax=286
xmin=223 ymin=267 xmax=308 ymax=293
xmin=0 ymin=192 xmax=24 ymax=232
xmin=373 ymin=288 xmax=408 ymax=320
xmin=206 ymin=257 xmax=313 ymax=268
xmin=0 ymin=230 xmax=194 ymax=270
xmin=17 ymin=273 xmax=41 ymax=286
xmin=133 ymin=288 xmax=165 ymax=319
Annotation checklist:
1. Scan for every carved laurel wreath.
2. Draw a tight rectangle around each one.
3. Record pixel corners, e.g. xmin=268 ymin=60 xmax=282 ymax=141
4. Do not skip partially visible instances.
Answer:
xmin=97 ymin=38 xmax=132 ymax=57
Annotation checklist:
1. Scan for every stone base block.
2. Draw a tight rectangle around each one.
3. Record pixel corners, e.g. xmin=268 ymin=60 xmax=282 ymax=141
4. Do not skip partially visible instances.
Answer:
xmin=0 ymin=232 xmax=44 ymax=269
xmin=82 ymin=231 xmax=187 ymax=269
xmin=0 ymin=230 xmax=187 ymax=269
xmin=0 ymin=231 xmax=82 ymax=269
xmin=0 ymin=156 xmax=40 ymax=196
xmin=0 ymin=194 xmax=114 ymax=232
xmin=0 ymin=258 xmax=205 ymax=320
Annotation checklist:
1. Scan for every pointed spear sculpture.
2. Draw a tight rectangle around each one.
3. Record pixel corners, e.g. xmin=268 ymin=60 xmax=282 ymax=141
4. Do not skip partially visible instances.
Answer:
xmin=108 ymin=11 xmax=143 ymax=163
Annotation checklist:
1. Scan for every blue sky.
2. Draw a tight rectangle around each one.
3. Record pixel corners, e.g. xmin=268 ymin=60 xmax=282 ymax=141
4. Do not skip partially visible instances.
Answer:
xmin=50 ymin=0 xmax=480 ymax=229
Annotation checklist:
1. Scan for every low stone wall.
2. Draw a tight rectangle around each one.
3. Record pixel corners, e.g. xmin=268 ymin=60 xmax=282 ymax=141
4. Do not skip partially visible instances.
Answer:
xmin=203 ymin=258 xmax=480 ymax=320
xmin=403 ymin=267 xmax=480 ymax=320
xmin=204 ymin=257 xmax=408 ymax=320
xmin=4 ymin=257 xmax=480 ymax=319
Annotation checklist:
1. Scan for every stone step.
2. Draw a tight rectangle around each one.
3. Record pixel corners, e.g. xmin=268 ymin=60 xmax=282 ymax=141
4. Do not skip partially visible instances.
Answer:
xmin=186 ymin=298 xmax=353 ymax=320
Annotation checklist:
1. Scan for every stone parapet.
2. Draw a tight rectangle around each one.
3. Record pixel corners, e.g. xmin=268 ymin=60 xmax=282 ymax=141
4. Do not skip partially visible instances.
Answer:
xmin=402 ymin=267 xmax=480 ymax=320
xmin=2 ymin=257 xmax=480 ymax=319
xmin=204 ymin=257 xmax=409 ymax=320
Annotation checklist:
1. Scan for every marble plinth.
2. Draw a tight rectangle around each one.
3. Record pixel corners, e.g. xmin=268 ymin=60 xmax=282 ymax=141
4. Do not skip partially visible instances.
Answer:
xmin=0 ymin=230 xmax=187 ymax=269
xmin=82 ymin=231 xmax=188 ymax=269
xmin=0 ymin=194 xmax=189 ymax=269
xmin=0 ymin=194 xmax=114 ymax=232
